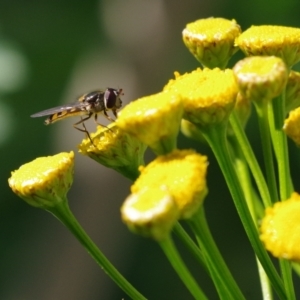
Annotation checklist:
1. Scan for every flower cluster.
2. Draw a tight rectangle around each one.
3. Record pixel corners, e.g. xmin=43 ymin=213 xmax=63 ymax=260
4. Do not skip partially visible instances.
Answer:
xmin=8 ymin=16 xmax=300 ymax=299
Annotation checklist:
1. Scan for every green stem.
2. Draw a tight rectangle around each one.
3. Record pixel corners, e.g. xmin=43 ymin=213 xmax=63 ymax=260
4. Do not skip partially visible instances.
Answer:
xmin=268 ymin=94 xmax=293 ymax=200
xmin=256 ymin=257 xmax=273 ymax=300
xmin=228 ymin=135 xmax=272 ymax=298
xmin=268 ymin=93 xmax=295 ymax=300
xmin=200 ymin=123 xmax=286 ymax=300
xmin=254 ymin=100 xmax=278 ymax=203
xmin=228 ymin=135 xmax=257 ymax=218
xmin=159 ymin=235 xmax=208 ymax=300
xmin=173 ymin=222 xmax=209 ymax=274
xmin=229 ymin=112 xmax=272 ymax=208
xmin=48 ymin=200 xmax=147 ymax=300
xmin=279 ymin=260 xmax=295 ymax=300
xmin=189 ymin=208 xmax=245 ymax=300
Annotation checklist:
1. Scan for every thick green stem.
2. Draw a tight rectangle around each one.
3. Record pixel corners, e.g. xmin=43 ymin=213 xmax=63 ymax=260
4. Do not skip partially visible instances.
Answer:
xmin=200 ymin=123 xmax=286 ymax=300
xmin=48 ymin=200 xmax=147 ymax=300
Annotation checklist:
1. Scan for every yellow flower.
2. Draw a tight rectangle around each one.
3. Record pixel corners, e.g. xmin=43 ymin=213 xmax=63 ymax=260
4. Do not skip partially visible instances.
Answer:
xmin=131 ymin=149 xmax=208 ymax=219
xmin=116 ymin=91 xmax=183 ymax=155
xmin=236 ymin=25 xmax=300 ymax=67
xmin=285 ymin=70 xmax=300 ymax=113
xmin=121 ymin=187 xmax=179 ymax=241
xmin=78 ymin=124 xmax=147 ymax=180
xmin=164 ymin=68 xmax=238 ymax=127
xmin=233 ymin=56 xmax=288 ymax=103
xmin=260 ymin=193 xmax=300 ymax=261
xmin=283 ymin=107 xmax=300 ymax=146
xmin=182 ymin=17 xmax=241 ymax=69
xmin=8 ymin=152 xmax=74 ymax=209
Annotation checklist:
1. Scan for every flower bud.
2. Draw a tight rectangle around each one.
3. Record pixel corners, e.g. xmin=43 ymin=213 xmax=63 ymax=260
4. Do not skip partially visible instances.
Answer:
xmin=233 ymin=56 xmax=288 ymax=103
xmin=131 ymin=149 xmax=208 ymax=219
xmin=121 ymin=187 xmax=179 ymax=241
xmin=78 ymin=124 xmax=147 ymax=180
xmin=236 ymin=25 xmax=300 ymax=68
xmin=116 ymin=91 xmax=183 ymax=155
xmin=182 ymin=17 xmax=241 ymax=69
xmin=8 ymin=152 xmax=74 ymax=209
xmin=164 ymin=68 xmax=238 ymax=127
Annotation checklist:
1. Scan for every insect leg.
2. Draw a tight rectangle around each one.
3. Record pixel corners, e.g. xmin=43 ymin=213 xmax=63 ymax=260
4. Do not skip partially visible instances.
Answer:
xmin=103 ymin=108 xmax=115 ymax=122
xmin=73 ymin=113 xmax=94 ymax=145
xmin=112 ymin=109 xmax=118 ymax=119
xmin=93 ymin=114 xmax=114 ymax=133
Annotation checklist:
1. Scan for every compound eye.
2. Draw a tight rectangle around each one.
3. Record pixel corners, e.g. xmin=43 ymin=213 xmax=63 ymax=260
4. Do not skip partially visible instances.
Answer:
xmin=104 ymin=88 xmax=118 ymax=109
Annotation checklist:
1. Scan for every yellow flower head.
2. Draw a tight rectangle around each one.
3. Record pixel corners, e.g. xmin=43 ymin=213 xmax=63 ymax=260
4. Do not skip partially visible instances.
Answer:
xmin=78 ymin=124 xmax=147 ymax=180
xmin=8 ymin=152 xmax=74 ymax=209
xmin=164 ymin=68 xmax=238 ymax=127
xmin=182 ymin=17 xmax=241 ymax=69
xmin=121 ymin=187 xmax=179 ymax=241
xmin=116 ymin=91 xmax=183 ymax=156
xmin=236 ymin=25 xmax=300 ymax=67
xmin=285 ymin=70 xmax=300 ymax=113
xmin=131 ymin=149 xmax=208 ymax=219
xmin=283 ymin=107 xmax=300 ymax=147
xmin=233 ymin=56 xmax=288 ymax=103
xmin=260 ymin=192 xmax=300 ymax=261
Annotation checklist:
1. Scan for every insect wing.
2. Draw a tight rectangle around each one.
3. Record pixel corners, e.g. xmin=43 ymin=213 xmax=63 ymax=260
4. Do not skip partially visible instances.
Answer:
xmin=30 ymin=102 xmax=87 ymax=118
xmin=31 ymin=102 xmax=91 ymax=125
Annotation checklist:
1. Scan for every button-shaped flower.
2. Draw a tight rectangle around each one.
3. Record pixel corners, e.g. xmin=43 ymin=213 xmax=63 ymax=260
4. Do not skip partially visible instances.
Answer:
xmin=233 ymin=56 xmax=288 ymax=103
xmin=78 ymin=124 xmax=147 ymax=180
xmin=260 ymin=192 xmax=300 ymax=260
xmin=121 ymin=187 xmax=179 ymax=241
xmin=164 ymin=68 xmax=238 ymax=127
xmin=131 ymin=149 xmax=208 ymax=219
xmin=283 ymin=107 xmax=300 ymax=147
xmin=116 ymin=91 xmax=183 ymax=156
xmin=182 ymin=17 xmax=241 ymax=69
xmin=236 ymin=25 xmax=300 ymax=68
xmin=8 ymin=152 xmax=74 ymax=209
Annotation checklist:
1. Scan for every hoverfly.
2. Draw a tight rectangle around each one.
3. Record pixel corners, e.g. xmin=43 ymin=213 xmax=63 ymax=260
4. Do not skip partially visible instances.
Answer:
xmin=31 ymin=88 xmax=123 ymax=143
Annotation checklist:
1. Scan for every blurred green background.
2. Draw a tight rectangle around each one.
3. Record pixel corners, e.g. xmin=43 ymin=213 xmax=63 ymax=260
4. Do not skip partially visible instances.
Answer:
xmin=1 ymin=0 xmax=300 ymax=299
